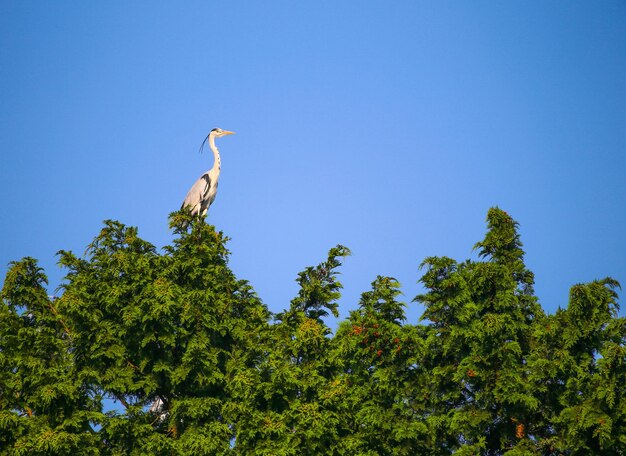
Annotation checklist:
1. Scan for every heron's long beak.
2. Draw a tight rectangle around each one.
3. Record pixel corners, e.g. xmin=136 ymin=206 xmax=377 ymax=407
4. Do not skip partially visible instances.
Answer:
xmin=223 ymin=130 xmax=235 ymax=136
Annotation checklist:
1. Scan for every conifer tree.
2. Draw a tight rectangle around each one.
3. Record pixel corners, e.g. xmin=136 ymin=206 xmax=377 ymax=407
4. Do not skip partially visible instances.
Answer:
xmin=1 ymin=207 xmax=623 ymax=455
xmin=1 ymin=212 xmax=269 ymax=454
xmin=333 ymin=276 xmax=430 ymax=454
xmin=234 ymin=246 xmax=350 ymax=455
xmin=1 ymin=259 xmax=100 ymax=454
xmin=416 ymin=208 xmax=545 ymax=454
xmin=539 ymin=278 xmax=625 ymax=454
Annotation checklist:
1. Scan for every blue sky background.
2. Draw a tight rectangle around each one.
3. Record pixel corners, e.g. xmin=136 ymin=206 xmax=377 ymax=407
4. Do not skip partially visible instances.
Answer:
xmin=1 ymin=1 xmax=625 ymax=326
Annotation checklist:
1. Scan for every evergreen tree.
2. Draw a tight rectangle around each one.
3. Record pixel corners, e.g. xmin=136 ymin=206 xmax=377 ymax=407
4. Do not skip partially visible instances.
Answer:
xmin=416 ymin=208 xmax=546 ymax=454
xmin=540 ymin=278 xmax=625 ymax=454
xmin=333 ymin=276 xmax=430 ymax=454
xmin=2 ymin=212 xmax=269 ymax=454
xmin=1 ymin=259 xmax=100 ymax=454
xmin=234 ymin=246 xmax=349 ymax=455
xmin=1 ymin=208 xmax=623 ymax=455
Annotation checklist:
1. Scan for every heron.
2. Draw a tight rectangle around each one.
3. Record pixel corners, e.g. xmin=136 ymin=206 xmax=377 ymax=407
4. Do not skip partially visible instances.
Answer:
xmin=181 ymin=127 xmax=235 ymax=217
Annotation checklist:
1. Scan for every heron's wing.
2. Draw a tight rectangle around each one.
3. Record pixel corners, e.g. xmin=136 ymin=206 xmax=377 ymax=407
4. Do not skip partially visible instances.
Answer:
xmin=181 ymin=173 xmax=211 ymax=213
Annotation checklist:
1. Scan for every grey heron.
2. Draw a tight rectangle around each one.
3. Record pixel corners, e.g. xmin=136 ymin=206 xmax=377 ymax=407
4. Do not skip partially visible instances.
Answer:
xmin=181 ymin=128 xmax=235 ymax=217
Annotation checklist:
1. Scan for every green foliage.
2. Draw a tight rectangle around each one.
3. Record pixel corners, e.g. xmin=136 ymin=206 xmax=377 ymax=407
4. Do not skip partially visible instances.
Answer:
xmin=1 ymin=208 xmax=623 ymax=455
xmin=415 ymin=208 xmax=545 ymax=454
xmin=234 ymin=246 xmax=350 ymax=454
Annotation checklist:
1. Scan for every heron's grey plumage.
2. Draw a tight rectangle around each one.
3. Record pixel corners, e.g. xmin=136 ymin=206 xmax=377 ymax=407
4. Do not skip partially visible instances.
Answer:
xmin=182 ymin=173 xmax=214 ymax=216
xmin=181 ymin=128 xmax=234 ymax=217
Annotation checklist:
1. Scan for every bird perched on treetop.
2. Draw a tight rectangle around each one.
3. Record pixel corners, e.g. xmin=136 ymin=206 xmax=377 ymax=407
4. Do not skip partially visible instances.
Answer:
xmin=181 ymin=128 xmax=235 ymax=217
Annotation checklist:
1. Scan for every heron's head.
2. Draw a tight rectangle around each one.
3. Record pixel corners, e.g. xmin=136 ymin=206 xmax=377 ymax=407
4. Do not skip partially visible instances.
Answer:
xmin=199 ymin=128 xmax=235 ymax=153
xmin=210 ymin=128 xmax=235 ymax=138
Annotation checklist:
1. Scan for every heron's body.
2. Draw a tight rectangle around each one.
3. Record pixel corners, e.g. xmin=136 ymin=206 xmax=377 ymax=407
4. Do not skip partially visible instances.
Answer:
xmin=181 ymin=128 xmax=234 ymax=217
xmin=182 ymin=166 xmax=219 ymax=217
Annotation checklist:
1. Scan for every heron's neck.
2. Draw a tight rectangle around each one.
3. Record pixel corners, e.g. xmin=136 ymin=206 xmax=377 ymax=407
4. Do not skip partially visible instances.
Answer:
xmin=209 ymin=135 xmax=221 ymax=172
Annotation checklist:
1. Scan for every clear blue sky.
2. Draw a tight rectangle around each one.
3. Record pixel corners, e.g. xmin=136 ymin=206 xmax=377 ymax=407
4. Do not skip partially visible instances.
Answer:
xmin=1 ymin=2 xmax=625 ymax=325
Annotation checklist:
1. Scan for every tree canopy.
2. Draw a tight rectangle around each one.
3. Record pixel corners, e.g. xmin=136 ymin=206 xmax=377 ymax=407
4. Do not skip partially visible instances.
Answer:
xmin=1 ymin=208 xmax=624 ymax=455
